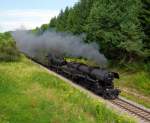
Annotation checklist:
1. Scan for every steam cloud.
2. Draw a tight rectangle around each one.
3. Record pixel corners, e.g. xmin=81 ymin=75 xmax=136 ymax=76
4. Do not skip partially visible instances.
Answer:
xmin=12 ymin=30 xmax=107 ymax=67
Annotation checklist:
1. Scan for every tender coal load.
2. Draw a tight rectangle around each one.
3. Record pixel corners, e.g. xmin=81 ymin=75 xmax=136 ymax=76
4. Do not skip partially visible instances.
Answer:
xmin=46 ymin=54 xmax=120 ymax=99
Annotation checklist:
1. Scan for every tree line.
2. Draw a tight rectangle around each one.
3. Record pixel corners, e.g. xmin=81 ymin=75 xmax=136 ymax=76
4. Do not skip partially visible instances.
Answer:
xmin=34 ymin=0 xmax=150 ymax=64
xmin=0 ymin=32 xmax=20 ymax=61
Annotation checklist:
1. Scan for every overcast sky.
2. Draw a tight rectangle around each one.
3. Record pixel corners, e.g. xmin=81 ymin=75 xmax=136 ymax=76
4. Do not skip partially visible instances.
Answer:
xmin=0 ymin=0 xmax=78 ymax=32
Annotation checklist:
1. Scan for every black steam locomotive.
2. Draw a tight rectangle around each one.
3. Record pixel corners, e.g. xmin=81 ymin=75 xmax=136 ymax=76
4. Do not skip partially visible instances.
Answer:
xmin=44 ymin=54 xmax=120 ymax=99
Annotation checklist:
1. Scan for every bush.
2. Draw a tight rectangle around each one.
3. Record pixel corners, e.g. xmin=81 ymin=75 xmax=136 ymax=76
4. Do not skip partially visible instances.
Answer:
xmin=0 ymin=32 xmax=20 ymax=62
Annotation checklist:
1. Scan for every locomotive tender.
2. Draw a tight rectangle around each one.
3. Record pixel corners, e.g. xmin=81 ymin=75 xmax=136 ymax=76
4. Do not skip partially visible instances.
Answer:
xmin=45 ymin=54 xmax=120 ymax=99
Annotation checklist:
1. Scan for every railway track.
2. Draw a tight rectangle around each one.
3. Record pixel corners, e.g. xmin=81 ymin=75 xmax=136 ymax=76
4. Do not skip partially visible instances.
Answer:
xmin=111 ymin=98 xmax=150 ymax=122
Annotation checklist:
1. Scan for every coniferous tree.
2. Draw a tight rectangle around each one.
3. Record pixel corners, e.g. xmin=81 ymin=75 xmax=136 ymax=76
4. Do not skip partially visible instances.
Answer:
xmin=87 ymin=0 xmax=144 ymax=61
xmin=49 ymin=17 xmax=57 ymax=28
xmin=38 ymin=0 xmax=149 ymax=62
xmin=140 ymin=0 xmax=150 ymax=58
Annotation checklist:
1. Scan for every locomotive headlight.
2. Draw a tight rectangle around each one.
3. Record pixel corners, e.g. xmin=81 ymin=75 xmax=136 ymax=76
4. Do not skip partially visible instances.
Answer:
xmin=108 ymin=72 xmax=113 ymax=78
xmin=106 ymin=72 xmax=114 ymax=82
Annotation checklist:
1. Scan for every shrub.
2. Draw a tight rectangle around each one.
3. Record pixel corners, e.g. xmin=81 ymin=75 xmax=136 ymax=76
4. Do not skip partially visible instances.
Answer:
xmin=0 ymin=32 xmax=20 ymax=62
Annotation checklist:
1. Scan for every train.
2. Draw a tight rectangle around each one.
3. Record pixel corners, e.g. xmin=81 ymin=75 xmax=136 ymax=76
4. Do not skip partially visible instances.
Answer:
xmin=31 ymin=53 xmax=120 ymax=99
xmin=37 ymin=53 xmax=120 ymax=99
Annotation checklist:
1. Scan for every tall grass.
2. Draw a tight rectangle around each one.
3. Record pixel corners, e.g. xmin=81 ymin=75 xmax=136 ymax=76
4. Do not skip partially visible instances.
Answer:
xmin=116 ymin=71 xmax=150 ymax=96
xmin=114 ymin=68 xmax=150 ymax=108
xmin=0 ymin=56 xmax=135 ymax=123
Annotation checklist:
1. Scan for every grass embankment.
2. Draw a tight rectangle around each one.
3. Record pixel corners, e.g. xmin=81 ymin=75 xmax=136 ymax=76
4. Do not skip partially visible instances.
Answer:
xmin=0 ymin=56 xmax=135 ymax=123
xmin=114 ymin=69 xmax=150 ymax=108
xmin=111 ymin=62 xmax=150 ymax=108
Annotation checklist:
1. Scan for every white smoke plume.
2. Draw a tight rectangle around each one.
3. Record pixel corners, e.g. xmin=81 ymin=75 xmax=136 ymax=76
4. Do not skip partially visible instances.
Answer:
xmin=12 ymin=30 xmax=107 ymax=67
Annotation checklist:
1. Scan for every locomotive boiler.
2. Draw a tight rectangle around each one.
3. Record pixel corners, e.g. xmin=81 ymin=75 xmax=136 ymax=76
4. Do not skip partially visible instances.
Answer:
xmin=46 ymin=54 xmax=120 ymax=99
